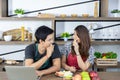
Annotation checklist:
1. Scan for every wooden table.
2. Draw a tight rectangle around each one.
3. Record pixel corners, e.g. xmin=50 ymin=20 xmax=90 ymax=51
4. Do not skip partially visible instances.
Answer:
xmin=0 ymin=72 xmax=120 ymax=80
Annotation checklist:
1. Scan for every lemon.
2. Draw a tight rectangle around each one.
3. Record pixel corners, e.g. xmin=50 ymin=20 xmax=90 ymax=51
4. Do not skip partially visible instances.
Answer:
xmin=102 ymin=56 xmax=107 ymax=59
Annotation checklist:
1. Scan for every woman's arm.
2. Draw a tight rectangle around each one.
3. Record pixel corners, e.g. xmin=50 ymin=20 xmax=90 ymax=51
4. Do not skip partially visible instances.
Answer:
xmin=62 ymin=55 xmax=70 ymax=70
xmin=76 ymin=54 xmax=90 ymax=71
xmin=36 ymin=58 xmax=61 ymax=76
xmin=76 ymin=46 xmax=95 ymax=71
xmin=73 ymin=40 xmax=91 ymax=71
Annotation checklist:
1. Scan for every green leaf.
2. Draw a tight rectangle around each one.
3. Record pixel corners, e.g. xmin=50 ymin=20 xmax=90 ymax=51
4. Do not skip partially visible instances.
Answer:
xmin=111 ymin=9 xmax=120 ymax=13
xmin=14 ymin=9 xmax=24 ymax=14
xmin=94 ymin=52 xmax=102 ymax=58
xmin=61 ymin=32 xmax=70 ymax=38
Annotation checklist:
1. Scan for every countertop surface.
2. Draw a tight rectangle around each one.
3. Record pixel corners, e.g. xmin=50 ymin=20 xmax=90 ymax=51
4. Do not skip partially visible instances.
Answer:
xmin=0 ymin=72 xmax=120 ymax=80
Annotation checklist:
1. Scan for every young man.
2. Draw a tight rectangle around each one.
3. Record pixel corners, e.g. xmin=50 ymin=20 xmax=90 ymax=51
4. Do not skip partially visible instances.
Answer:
xmin=25 ymin=25 xmax=61 ymax=76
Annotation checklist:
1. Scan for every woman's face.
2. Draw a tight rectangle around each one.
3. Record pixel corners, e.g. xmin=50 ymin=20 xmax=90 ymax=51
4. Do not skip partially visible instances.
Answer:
xmin=73 ymin=31 xmax=80 ymax=43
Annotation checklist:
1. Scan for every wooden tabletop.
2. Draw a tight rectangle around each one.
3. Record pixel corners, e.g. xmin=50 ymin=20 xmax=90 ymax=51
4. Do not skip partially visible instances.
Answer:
xmin=0 ymin=72 xmax=120 ymax=80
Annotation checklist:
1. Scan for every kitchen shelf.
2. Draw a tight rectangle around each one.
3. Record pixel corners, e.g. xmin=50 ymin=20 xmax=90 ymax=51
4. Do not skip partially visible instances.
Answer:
xmin=1 ymin=41 xmax=120 ymax=45
xmin=55 ymin=17 xmax=120 ymax=21
xmin=55 ymin=41 xmax=120 ymax=45
xmin=0 ymin=41 xmax=34 ymax=45
xmin=0 ymin=17 xmax=119 ymax=21
xmin=0 ymin=17 xmax=54 ymax=21
xmin=91 ymin=40 xmax=120 ymax=45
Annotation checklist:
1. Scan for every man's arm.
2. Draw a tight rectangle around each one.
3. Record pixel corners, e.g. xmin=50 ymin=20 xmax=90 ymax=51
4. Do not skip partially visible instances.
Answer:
xmin=25 ymin=55 xmax=48 ymax=69
xmin=36 ymin=58 xmax=61 ymax=76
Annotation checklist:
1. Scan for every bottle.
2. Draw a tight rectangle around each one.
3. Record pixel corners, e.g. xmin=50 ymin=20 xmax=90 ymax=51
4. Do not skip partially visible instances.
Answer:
xmin=28 ymin=32 xmax=32 ymax=41
xmin=94 ymin=1 xmax=99 ymax=18
xmin=89 ymin=24 xmax=93 ymax=41
xmin=21 ymin=26 xmax=25 ymax=41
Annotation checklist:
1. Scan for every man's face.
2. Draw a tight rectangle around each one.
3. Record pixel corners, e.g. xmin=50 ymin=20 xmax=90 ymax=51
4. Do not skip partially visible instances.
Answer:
xmin=44 ymin=33 xmax=54 ymax=48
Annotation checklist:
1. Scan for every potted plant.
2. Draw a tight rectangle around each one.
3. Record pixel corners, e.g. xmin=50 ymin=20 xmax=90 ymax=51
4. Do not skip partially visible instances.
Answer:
xmin=14 ymin=9 xmax=24 ymax=17
xmin=111 ymin=9 xmax=120 ymax=17
xmin=61 ymin=32 xmax=70 ymax=41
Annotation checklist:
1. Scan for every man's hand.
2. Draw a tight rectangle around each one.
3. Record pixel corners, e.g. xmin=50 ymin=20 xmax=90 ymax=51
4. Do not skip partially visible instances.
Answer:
xmin=46 ymin=44 xmax=54 ymax=58
xmin=36 ymin=70 xmax=43 ymax=77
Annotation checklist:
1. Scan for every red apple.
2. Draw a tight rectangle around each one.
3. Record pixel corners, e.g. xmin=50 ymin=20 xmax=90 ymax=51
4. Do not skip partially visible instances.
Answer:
xmin=92 ymin=77 xmax=97 ymax=80
xmin=96 ymin=76 xmax=100 ymax=80
xmin=89 ymin=71 xmax=98 ymax=77
xmin=92 ymin=76 xmax=100 ymax=80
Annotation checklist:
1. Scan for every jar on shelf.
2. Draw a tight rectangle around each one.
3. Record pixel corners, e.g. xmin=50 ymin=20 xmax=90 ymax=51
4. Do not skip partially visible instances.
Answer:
xmin=94 ymin=1 xmax=99 ymax=18
xmin=21 ymin=26 xmax=25 ymax=41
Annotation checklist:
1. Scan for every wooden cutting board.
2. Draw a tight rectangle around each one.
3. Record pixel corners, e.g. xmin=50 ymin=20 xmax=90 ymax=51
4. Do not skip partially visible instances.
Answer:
xmin=37 ymin=13 xmax=55 ymax=18
xmin=3 ymin=29 xmax=28 ymax=41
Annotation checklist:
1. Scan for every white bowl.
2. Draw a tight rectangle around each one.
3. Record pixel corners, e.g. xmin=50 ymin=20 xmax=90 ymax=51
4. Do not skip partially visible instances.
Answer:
xmin=4 ymin=35 xmax=12 ymax=41
xmin=0 ymin=31 xmax=3 ymax=40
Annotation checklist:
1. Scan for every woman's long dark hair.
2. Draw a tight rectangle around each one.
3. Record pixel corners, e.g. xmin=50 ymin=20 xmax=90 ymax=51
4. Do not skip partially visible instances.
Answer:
xmin=71 ymin=25 xmax=91 ymax=57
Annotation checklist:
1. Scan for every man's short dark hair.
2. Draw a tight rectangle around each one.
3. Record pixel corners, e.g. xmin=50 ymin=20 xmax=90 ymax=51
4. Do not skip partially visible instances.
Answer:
xmin=35 ymin=25 xmax=54 ymax=43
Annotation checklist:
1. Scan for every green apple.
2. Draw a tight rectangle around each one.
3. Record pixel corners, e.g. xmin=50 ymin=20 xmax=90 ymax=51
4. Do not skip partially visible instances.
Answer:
xmin=82 ymin=77 xmax=91 ymax=80
xmin=64 ymin=76 xmax=72 ymax=79
xmin=80 ymin=71 xmax=91 ymax=80
xmin=80 ymin=71 xmax=89 ymax=76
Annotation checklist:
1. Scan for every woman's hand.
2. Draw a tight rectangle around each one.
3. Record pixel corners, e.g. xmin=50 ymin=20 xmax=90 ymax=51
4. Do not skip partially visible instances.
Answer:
xmin=69 ymin=66 xmax=76 ymax=73
xmin=46 ymin=44 xmax=54 ymax=58
xmin=73 ymin=40 xmax=79 ymax=54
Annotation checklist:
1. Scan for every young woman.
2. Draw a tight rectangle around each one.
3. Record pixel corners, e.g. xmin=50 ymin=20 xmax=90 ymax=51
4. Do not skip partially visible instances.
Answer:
xmin=61 ymin=25 xmax=95 ymax=72
xmin=25 ymin=25 xmax=61 ymax=76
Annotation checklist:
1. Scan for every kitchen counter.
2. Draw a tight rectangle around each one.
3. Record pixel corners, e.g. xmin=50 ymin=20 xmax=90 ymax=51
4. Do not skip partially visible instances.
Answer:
xmin=0 ymin=72 xmax=120 ymax=80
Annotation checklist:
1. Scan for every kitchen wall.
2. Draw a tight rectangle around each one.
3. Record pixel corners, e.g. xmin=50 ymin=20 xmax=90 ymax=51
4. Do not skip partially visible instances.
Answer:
xmin=8 ymin=0 xmax=100 ymax=16
xmin=108 ymin=0 xmax=120 ymax=17
xmin=0 ymin=0 xmax=120 ymax=61
xmin=8 ymin=0 xmax=120 ymax=17
xmin=56 ymin=21 xmax=120 ymax=40
xmin=0 ymin=20 xmax=52 ymax=60
xmin=0 ymin=45 xmax=27 ymax=60
xmin=0 ymin=20 xmax=52 ymax=32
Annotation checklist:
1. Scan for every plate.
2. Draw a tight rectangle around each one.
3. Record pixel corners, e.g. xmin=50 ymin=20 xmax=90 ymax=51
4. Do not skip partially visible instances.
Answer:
xmin=55 ymin=71 xmax=73 ymax=78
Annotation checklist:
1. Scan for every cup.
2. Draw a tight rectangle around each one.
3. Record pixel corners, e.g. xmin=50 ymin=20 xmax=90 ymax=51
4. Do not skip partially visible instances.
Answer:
xmin=4 ymin=35 xmax=12 ymax=41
